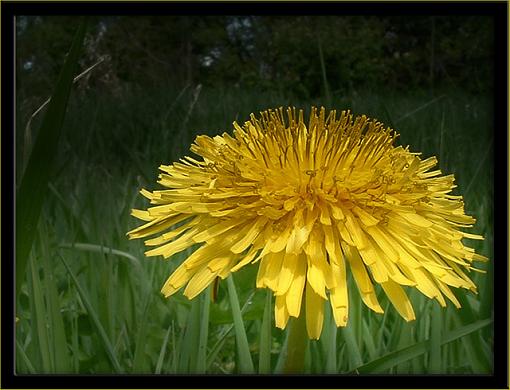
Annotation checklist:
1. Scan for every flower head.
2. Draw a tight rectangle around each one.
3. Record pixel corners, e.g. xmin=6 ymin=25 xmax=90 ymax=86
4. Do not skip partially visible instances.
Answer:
xmin=128 ymin=107 xmax=487 ymax=339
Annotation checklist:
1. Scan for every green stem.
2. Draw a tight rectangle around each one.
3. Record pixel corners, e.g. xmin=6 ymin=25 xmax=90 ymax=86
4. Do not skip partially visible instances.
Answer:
xmin=283 ymin=298 xmax=308 ymax=373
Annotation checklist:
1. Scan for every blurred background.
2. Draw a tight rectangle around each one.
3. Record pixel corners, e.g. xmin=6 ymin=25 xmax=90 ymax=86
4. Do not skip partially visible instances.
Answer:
xmin=15 ymin=14 xmax=494 ymax=375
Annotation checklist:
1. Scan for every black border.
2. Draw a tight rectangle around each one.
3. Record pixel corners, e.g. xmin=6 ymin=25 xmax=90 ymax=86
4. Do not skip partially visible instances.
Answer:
xmin=2 ymin=1 xmax=508 ymax=389
xmin=0 ymin=1 xmax=507 ymax=16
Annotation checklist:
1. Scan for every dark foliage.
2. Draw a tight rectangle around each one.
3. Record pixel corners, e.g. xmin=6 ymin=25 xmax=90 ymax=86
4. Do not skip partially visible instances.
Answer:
xmin=17 ymin=15 xmax=493 ymax=102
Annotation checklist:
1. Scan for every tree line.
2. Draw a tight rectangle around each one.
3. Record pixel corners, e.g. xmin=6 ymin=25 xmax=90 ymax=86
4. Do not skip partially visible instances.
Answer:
xmin=17 ymin=14 xmax=493 ymax=101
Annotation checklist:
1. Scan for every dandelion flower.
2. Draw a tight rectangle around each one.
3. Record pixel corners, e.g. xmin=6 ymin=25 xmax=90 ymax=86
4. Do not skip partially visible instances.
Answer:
xmin=128 ymin=107 xmax=487 ymax=339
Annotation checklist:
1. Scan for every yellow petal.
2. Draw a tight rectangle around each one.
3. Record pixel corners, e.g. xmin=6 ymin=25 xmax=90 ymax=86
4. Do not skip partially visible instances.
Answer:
xmin=192 ymin=218 xmax=246 ymax=243
xmin=323 ymin=224 xmax=337 ymax=261
xmin=218 ymin=258 xmax=237 ymax=279
xmin=362 ymin=236 xmax=416 ymax=286
xmin=393 ymin=234 xmax=451 ymax=273
xmin=401 ymin=265 xmax=445 ymax=306
xmin=471 ymin=253 xmax=489 ymax=262
xmin=256 ymin=254 xmax=271 ymax=288
xmin=286 ymin=225 xmax=311 ymax=254
xmin=275 ymin=294 xmax=290 ymax=329
xmin=285 ymin=254 xmax=307 ymax=317
xmin=423 ymin=238 xmax=466 ymax=264
xmin=319 ymin=202 xmax=332 ymax=225
xmin=352 ymin=206 xmax=379 ymax=226
xmin=330 ymin=258 xmax=349 ymax=327
xmin=145 ymin=226 xmax=200 ymax=258
xmin=139 ymin=188 xmax=154 ymax=201
xmin=261 ymin=251 xmax=285 ymax=291
xmin=306 ymin=281 xmax=325 ymax=340
xmin=448 ymin=262 xmax=477 ymax=290
xmin=230 ymin=247 xmax=259 ymax=272
xmin=436 ymin=280 xmax=461 ymax=308
xmin=367 ymin=260 xmax=389 ymax=283
xmin=207 ymin=256 xmax=233 ymax=272
xmin=341 ymin=242 xmax=384 ymax=313
xmin=286 ymin=209 xmax=312 ymax=254
xmin=130 ymin=208 xmax=152 ymax=221
xmin=306 ymin=258 xmax=328 ymax=299
xmin=439 ymin=272 xmax=468 ymax=289
xmin=169 ymin=201 xmax=226 ymax=214
xmin=380 ymin=280 xmax=416 ymax=322
xmin=184 ymin=266 xmax=218 ymax=299
xmin=304 ymin=229 xmax=329 ymax=298
xmin=461 ymin=232 xmax=484 ymax=240
xmin=269 ymin=222 xmax=293 ymax=253
xmin=332 ymin=305 xmax=348 ymax=328
xmin=364 ymin=225 xmax=399 ymax=262
xmin=386 ymin=215 xmax=421 ymax=240
xmin=322 ymin=225 xmax=341 ymax=289
xmin=387 ymin=267 xmax=416 ymax=286
xmin=344 ymin=209 xmax=367 ymax=249
xmin=337 ymin=221 xmax=355 ymax=247
xmin=145 ymin=221 xmax=194 ymax=246
xmin=161 ymin=263 xmax=194 ymax=297
xmin=230 ymin=217 xmax=268 ymax=254
xmin=330 ymin=203 xmax=345 ymax=220
xmin=184 ymin=242 xmax=228 ymax=269
xmin=146 ymin=203 xmax=181 ymax=217
xmin=127 ymin=213 xmax=189 ymax=239
xmin=382 ymin=230 xmax=422 ymax=269
xmin=417 ymin=156 xmax=438 ymax=172
xmin=276 ymin=253 xmax=299 ymax=296
xmin=403 ymin=156 xmax=421 ymax=178
xmin=283 ymin=196 xmax=301 ymax=211
xmin=398 ymin=211 xmax=433 ymax=228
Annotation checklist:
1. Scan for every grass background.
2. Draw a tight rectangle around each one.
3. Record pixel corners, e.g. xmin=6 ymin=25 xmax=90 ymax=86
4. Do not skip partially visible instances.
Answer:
xmin=15 ymin=16 xmax=494 ymax=375
xmin=16 ymin=86 xmax=494 ymax=375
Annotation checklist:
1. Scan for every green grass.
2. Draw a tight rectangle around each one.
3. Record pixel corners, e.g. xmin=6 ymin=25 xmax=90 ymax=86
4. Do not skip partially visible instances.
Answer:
xmin=16 ymin=20 xmax=86 ymax=297
xmin=16 ymin=80 xmax=493 ymax=374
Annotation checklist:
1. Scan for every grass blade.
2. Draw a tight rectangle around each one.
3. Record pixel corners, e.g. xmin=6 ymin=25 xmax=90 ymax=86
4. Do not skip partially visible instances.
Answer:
xmin=22 ymin=56 xmax=106 ymax=173
xmin=317 ymin=33 xmax=331 ymax=107
xmin=178 ymin=298 xmax=201 ymax=373
xmin=59 ymin=254 xmax=123 ymax=373
xmin=132 ymin=294 xmax=152 ymax=373
xmin=394 ymin=94 xmax=446 ymax=124
xmin=361 ymin=320 xmax=377 ymax=362
xmin=172 ymin=322 xmax=183 ymax=373
xmin=352 ymin=317 xmax=492 ymax=374
xmin=59 ymin=242 xmax=142 ymax=269
xmin=258 ymin=289 xmax=272 ymax=374
xmin=16 ymin=21 xmax=86 ymax=297
xmin=428 ymin=302 xmax=442 ymax=373
xmin=205 ymin=290 xmax=255 ymax=369
xmin=324 ymin=307 xmax=338 ymax=373
xmin=196 ymin=286 xmax=211 ymax=373
xmin=16 ymin=338 xmax=36 ymax=374
xmin=283 ymin=311 xmax=308 ymax=373
xmin=226 ymin=274 xmax=255 ymax=373
xmin=27 ymin=257 xmax=52 ymax=372
xmin=451 ymin=296 xmax=492 ymax=373
xmin=464 ymin=137 xmax=493 ymax=195
xmin=41 ymin=250 xmax=71 ymax=372
xmin=155 ymin=324 xmax=172 ymax=374
xmin=340 ymin=323 xmax=363 ymax=370
xmin=274 ymin=328 xmax=290 ymax=374
xmin=395 ymin=320 xmax=414 ymax=373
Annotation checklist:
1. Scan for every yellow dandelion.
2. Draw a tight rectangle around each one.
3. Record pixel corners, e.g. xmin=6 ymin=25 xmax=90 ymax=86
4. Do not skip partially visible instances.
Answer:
xmin=127 ymin=107 xmax=487 ymax=339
